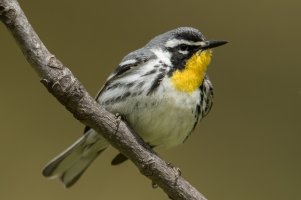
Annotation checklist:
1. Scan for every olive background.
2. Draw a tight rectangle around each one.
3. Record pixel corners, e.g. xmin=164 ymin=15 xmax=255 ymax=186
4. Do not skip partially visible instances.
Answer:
xmin=0 ymin=0 xmax=300 ymax=199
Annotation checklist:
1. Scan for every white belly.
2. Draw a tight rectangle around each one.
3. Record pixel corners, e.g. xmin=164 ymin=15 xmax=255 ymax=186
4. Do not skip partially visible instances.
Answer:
xmin=101 ymin=78 xmax=201 ymax=148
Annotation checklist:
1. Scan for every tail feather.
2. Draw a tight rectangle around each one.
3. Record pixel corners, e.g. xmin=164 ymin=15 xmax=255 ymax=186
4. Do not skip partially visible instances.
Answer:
xmin=42 ymin=135 xmax=86 ymax=178
xmin=42 ymin=133 xmax=107 ymax=187
xmin=60 ymin=149 xmax=105 ymax=188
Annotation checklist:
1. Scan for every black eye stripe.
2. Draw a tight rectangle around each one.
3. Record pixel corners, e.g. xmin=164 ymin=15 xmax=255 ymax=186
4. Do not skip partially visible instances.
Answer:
xmin=178 ymin=44 xmax=189 ymax=51
xmin=177 ymin=43 xmax=200 ymax=52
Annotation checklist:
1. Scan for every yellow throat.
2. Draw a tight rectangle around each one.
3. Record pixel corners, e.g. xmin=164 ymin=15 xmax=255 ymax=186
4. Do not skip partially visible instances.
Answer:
xmin=171 ymin=50 xmax=212 ymax=93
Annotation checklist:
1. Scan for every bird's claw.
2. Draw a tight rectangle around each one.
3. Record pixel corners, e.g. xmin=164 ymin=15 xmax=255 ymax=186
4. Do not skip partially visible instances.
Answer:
xmin=115 ymin=113 xmax=122 ymax=120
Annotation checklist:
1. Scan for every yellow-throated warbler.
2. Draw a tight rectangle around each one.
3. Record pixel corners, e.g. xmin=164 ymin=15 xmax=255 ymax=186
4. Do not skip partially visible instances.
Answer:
xmin=42 ymin=27 xmax=227 ymax=187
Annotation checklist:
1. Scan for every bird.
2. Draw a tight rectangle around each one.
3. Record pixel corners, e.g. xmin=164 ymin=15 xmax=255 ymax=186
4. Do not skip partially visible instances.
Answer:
xmin=42 ymin=27 xmax=227 ymax=188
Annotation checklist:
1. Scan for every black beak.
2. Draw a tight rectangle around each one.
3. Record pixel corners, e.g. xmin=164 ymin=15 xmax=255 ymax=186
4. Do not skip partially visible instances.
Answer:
xmin=201 ymin=40 xmax=228 ymax=50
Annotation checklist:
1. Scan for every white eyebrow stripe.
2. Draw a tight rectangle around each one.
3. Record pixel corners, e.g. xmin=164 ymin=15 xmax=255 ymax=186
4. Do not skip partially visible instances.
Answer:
xmin=165 ymin=39 xmax=206 ymax=48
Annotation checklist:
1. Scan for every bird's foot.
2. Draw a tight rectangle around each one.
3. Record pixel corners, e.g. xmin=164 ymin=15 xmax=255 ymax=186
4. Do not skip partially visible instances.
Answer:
xmin=115 ymin=112 xmax=122 ymax=120
xmin=114 ymin=113 xmax=123 ymax=131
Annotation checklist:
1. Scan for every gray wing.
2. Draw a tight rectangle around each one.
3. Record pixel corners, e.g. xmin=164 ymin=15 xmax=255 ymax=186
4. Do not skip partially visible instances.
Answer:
xmin=83 ymin=48 xmax=155 ymax=134
xmin=95 ymin=48 xmax=155 ymax=100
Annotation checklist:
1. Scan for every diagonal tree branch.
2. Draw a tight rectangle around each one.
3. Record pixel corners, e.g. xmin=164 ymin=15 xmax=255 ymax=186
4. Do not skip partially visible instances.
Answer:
xmin=0 ymin=0 xmax=208 ymax=199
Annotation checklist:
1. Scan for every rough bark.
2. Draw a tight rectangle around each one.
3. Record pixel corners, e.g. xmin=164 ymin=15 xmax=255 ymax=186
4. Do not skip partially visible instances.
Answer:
xmin=0 ymin=0 xmax=208 ymax=199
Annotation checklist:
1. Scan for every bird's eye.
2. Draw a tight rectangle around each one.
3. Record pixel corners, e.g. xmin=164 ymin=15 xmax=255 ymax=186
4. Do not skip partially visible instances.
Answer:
xmin=178 ymin=44 xmax=190 ymax=51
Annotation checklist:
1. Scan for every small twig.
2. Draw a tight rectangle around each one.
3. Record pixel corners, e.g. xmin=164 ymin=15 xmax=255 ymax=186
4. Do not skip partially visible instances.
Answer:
xmin=0 ymin=0 xmax=208 ymax=199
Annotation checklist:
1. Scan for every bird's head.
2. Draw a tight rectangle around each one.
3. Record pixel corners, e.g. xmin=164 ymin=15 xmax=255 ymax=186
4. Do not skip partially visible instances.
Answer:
xmin=147 ymin=27 xmax=227 ymax=93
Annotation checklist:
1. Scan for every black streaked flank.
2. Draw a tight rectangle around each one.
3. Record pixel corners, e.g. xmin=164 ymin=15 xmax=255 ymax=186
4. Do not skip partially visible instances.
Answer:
xmin=191 ymin=103 xmax=201 ymax=135
xmin=159 ymin=68 xmax=166 ymax=72
xmin=195 ymin=104 xmax=201 ymax=118
xmin=106 ymin=82 xmax=134 ymax=91
xmin=131 ymin=90 xmax=143 ymax=97
xmin=136 ymin=81 xmax=145 ymax=89
xmin=200 ymin=79 xmax=214 ymax=118
xmin=162 ymin=63 xmax=169 ymax=68
xmin=147 ymin=73 xmax=165 ymax=95
xmin=111 ymin=92 xmax=131 ymax=103
xmin=125 ymin=82 xmax=135 ymax=88
xmin=199 ymin=90 xmax=204 ymax=101
xmin=142 ymin=69 xmax=157 ymax=76
xmin=106 ymin=82 xmax=121 ymax=91
xmin=103 ymin=99 xmax=111 ymax=105
xmin=104 ymin=91 xmax=132 ymax=105
xmin=184 ymin=103 xmax=200 ymax=143
xmin=121 ymin=91 xmax=131 ymax=100
xmin=114 ymin=96 xmax=122 ymax=102
xmin=108 ymin=92 xmax=131 ymax=104
xmin=184 ymin=78 xmax=213 ymax=143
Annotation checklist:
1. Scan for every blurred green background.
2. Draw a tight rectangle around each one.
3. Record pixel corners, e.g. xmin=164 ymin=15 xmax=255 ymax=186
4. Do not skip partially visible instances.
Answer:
xmin=0 ymin=0 xmax=300 ymax=199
